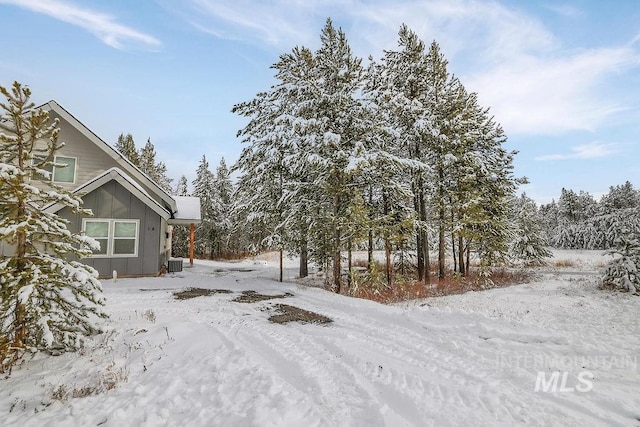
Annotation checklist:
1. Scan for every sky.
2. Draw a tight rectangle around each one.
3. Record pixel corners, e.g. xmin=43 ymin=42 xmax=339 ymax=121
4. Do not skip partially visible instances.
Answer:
xmin=0 ymin=0 xmax=639 ymax=204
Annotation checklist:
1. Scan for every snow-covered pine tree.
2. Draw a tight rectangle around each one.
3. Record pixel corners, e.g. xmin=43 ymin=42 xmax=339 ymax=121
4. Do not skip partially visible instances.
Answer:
xmin=0 ymin=82 xmax=107 ymax=372
xmin=600 ymin=230 xmax=640 ymax=294
xmin=454 ymin=85 xmax=520 ymax=275
xmin=212 ymin=158 xmax=233 ymax=256
xmin=192 ymin=155 xmax=216 ymax=258
xmin=364 ymin=24 xmax=434 ymax=283
xmin=539 ymin=200 xmax=559 ymax=245
xmin=175 ymin=174 xmax=189 ymax=197
xmin=303 ymin=19 xmax=369 ymax=292
xmin=601 ymin=181 xmax=640 ymax=211
xmin=233 ymin=83 xmax=294 ymax=281
xmin=509 ymin=193 xmax=553 ymax=265
xmin=234 ymin=19 xmax=371 ymax=289
xmin=170 ymin=175 xmax=190 ymax=258
xmin=115 ymin=133 xmax=140 ymax=167
xmin=139 ymin=138 xmax=173 ymax=193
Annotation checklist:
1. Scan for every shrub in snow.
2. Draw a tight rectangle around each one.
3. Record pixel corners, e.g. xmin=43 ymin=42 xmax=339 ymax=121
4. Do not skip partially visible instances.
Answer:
xmin=600 ymin=232 xmax=640 ymax=294
xmin=0 ymin=82 xmax=107 ymax=373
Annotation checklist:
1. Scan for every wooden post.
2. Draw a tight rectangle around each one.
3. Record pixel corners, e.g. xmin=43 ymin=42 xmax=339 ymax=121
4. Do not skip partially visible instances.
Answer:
xmin=189 ymin=223 xmax=195 ymax=266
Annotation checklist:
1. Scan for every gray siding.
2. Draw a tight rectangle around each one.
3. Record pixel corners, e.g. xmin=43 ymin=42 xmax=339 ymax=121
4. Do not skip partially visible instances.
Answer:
xmin=59 ymin=180 xmax=164 ymax=278
xmin=48 ymin=111 xmax=119 ymax=192
xmin=31 ymin=111 xmax=170 ymax=212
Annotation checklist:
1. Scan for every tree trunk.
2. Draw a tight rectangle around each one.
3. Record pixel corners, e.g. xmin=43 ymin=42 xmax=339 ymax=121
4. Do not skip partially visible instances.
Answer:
xmin=423 ymin=231 xmax=430 ymax=284
xmin=438 ymin=208 xmax=446 ymax=279
xmin=385 ymin=239 xmax=392 ymax=287
xmin=383 ymin=190 xmax=393 ymax=287
xmin=299 ymin=236 xmax=308 ymax=278
xmin=452 ymin=231 xmax=457 ymax=273
xmin=333 ymin=195 xmax=341 ymax=293
xmin=368 ymin=185 xmax=374 ymax=271
xmin=458 ymin=235 xmax=466 ymax=276
xmin=414 ymin=183 xmax=424 ymax=281
xmin=347 ymin=238 xmax=352 ymax=289
xmin=466 ymin=244 xmax=471 ymax=274
xmin=438 ymin=164 xmax=446 ymax=279
xmin=14 ymin=178 xmax=27 ymax=349
xmin=418 ymin=178 xmax=430 ymax=283
xmin=279 ymin=248 xmax=283 ymax=282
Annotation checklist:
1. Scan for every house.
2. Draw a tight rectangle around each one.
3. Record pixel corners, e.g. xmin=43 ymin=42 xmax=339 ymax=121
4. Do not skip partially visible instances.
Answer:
xmin=31 ymin=101 xmax=201 ymax=278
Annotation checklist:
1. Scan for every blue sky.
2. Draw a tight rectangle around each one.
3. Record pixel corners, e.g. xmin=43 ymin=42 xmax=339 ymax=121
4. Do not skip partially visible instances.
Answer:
xmin=1 ymin=0 xmax=639 ymax=204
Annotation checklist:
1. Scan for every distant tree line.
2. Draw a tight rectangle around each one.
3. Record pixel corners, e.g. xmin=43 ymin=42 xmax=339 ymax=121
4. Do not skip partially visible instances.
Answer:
xmin=540 ymin=181 xmax=640 ymax=250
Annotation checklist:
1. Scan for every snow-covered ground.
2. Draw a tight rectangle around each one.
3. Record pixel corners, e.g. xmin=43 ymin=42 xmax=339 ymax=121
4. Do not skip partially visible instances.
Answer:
xmin=3 ymin=250 xmax=640 ymax=426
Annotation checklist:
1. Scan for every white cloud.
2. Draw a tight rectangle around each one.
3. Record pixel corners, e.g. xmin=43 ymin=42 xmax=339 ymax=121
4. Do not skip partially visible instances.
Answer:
xmin=543 ymin=3 xmax=584 ymax=18
xmin=0 ymin=0 xmax=161 ymax=50
xmin=175 ymin=0 xmax=640 ymax=136
xmin=179 ymin=0 xmax=324 ymax=49
xmin=535 ymin=141 xmax=619 ymax=161
xmin=466 ymin=47 xmax=636 ymax=135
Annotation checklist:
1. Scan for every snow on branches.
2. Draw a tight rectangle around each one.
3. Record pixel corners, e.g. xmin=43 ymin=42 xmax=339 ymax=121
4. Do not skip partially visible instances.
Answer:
xmin=0 ymin=81 xmax=107 ymax=373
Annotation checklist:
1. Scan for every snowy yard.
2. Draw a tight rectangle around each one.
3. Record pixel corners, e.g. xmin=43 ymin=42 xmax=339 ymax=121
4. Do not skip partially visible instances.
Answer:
xmin=3 ymin=251 xmax=640 ymax=426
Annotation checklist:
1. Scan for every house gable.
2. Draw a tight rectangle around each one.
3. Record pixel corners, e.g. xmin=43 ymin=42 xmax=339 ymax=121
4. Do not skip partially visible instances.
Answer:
xmin=57 ymin=175 xmax=168 ymax=277
xmin=42 ymin=101 xmax=177 ymax=216
xmin=45 ymin=168 xmax=171 ymax=220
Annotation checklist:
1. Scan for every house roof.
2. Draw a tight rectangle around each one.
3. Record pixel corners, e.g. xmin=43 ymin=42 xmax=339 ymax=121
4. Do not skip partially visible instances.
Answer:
xmin=45 ymin=167 xmax=171 ymax=220
xmin=41 ymin=100 xmax=178 ymax=215
xmin=169 ymin=196 xmax=202 ymax=225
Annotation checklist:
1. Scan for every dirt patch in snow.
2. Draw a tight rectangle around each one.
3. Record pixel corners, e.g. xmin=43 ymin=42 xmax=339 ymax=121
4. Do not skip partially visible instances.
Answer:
xmin=174 ymin=288 xmax=233 ymax=300
xmin=268 ymin=304 xmax=333 ymax=325
xmin=232 ymin=290 xmax=294 ymax=303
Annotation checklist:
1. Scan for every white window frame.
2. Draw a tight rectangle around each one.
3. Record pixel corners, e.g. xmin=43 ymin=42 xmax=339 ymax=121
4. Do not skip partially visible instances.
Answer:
xmin=52 ymin=155 xmax=77 ymax=184
xmin=82 ymin=218 xmax=139 ymax=258
xmin=32 ymin=155 xmax=78 ymax=184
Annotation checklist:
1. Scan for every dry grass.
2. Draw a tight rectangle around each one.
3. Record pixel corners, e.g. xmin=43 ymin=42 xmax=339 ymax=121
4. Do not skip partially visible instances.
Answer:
xmin=215 ymin=251 xmax=254 ymax=260
xmin=349 ymin=268 xmax=534 ymax=304
xmin=50 ymin=362 xmax=128 ymax=402
xmin=553 ymin=259 xmax=578 ymax=268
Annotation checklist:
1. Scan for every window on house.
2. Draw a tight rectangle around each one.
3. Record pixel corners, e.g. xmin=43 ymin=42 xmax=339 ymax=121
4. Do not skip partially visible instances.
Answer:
xmin=52 ymin=156 xmax=76 ymax=183
xmin=83 ymin=219 xmax=139 ymax=257
xmin=32 ymin=155 xmax=76 ymax=183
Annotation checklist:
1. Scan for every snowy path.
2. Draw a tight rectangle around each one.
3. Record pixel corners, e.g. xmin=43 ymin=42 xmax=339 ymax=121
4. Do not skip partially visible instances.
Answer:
xmin=3 ymin=260 xmax=640 ymax=426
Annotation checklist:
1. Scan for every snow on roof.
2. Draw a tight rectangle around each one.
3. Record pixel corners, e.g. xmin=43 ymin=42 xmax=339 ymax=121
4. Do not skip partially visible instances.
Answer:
xmin=170 ymin=196 xmax=202 ymax=224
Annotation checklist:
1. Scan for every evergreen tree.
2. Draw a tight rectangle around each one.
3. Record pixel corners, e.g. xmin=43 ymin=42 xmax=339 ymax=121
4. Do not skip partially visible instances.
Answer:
xmin=509 ymin=193 xmax=553 ymax=265
xmin=304 ymin=19 xmax=369 ymax=292
xmin=192 ymin=155 xmax=216 ymax=258
xmin=233 ymin=84 xmax=295 ymax=280
xmin=601 ymin=181 xmax=640 ymax=211
xmin=233 ymin=19 xmax=371 ymax=288
xmin=0 ymin=82 xmax=107 ymax=372
xmin=139 ymin=138 xmax=172 ymax=193
xmin=115 ymin=133 xmax=140 ymax=166
xmin=170 ymin=175 xmax=190 ymax=258
xmin=601 ymin=230 xmax=640 ymax=294
xmin=366 ymin=26 xmax=519 ymax=280
xmin=365 ymin=25 xmax=434 ymax=282
xmin=175 ymin=175 xmax=189 ymax=197
xmin=212 ymin=158 xmax=233 ymax=255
